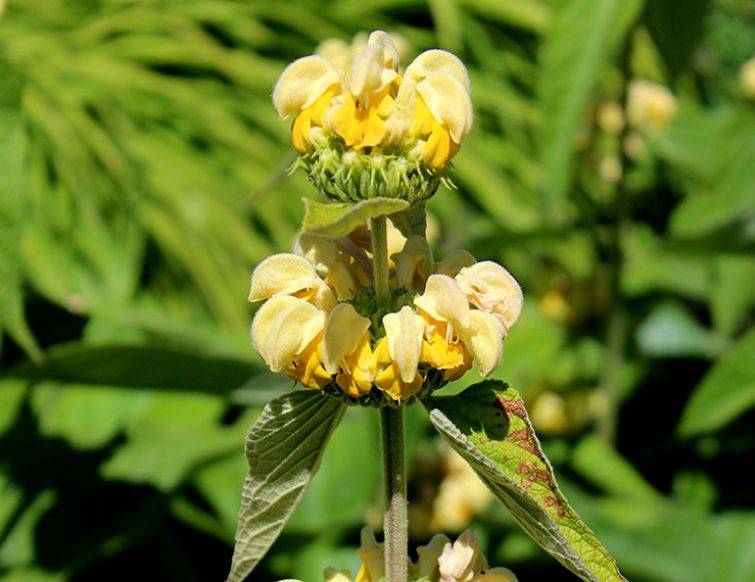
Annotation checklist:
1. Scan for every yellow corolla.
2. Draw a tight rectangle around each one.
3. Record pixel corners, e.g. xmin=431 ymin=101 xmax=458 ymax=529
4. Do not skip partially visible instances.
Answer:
xmin=272 ymin=30 xmax=472 ymax=170
xmin=251 ymin=295 xmax=331 ymax=389
xmin=374 ymin=305 xmax=426 ymax=400
xmin=296 ymin=527 xmax=518 ymax=582
xmin=438 ymin=530 xmax=519 ymax=582
xmin=414 ymin=274 xmax=504 ymax=377
xmin=249 ymin=253 xmax=336 ymax=311
xmin=322 ymin=303 xmax=374 ymax=397
xmin=454 ymin=261 xmax=523 ymax=335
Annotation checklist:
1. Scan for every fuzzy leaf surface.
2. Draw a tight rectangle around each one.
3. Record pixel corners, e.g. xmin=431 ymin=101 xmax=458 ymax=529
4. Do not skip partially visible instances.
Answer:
xmin=302 ymin=197 xmax=409 ymax=238
xmin=227 ymin=390 xmax=346 ymax=581
xmin=425 ymin=380 xmax=625 ymax=582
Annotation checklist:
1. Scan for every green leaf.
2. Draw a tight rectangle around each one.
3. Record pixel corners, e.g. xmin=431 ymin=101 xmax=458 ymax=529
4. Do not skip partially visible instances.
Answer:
xmin=710 ymin=256 xmax=755 ymax=336
xmin=227 ymin=390 xmax=346 ymax=581
xmin=635 ymin=301 xmax=714 ymax=358
xmin=459 ymin=0 xmax=550 ymax=33
xmin=425 ymin=380 xmax=626 ymax=582
xmin=5 ymin=343 xmax=261 ymax=397
xmin=388 ymin=202 xmax=426 ymax=239
xmin=538 ymin=0 xmax=644 ymax=212
xmin=572 ymin=435 xmax=662 ymax=502
xmin=302 ymin=197 xmax=409 ymax=238
xmin=0 ymin=111 xmax=42 ymax=363
xmin=678 ymin=328 xmax=755 ymax=436
xmin=285 ymin=407 xmax=380 ymax=533
xmin=664 ymin=109 xmax=755 ymax=237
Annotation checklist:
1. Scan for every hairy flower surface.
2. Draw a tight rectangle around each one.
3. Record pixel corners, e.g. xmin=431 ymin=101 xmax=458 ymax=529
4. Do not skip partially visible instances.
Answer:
xmin=249 ymin=231 xmax=521 ymax=403
xmin=272 ymin=31 xmax=472 ymax=203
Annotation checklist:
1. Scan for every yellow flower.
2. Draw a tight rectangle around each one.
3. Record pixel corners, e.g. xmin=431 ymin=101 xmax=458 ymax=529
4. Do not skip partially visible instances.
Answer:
xmin=453 ymin=261 xmax=523 ymax=335
xmin=273 ymin=30 xmax=472 ymax=170
xmin=322 ymin=303 xmax=374 ymax=397
xmin=248 ymin=237 xmax=522 ymax=400
xmin=249 ymin=253 xmax=336 ymax=310
xmin=626 ymin=80 xmax=677 ymax=130
xmin=355 ymin=527 xmax=385 ymax=582
xmin=311 ymin=528 xmax=517 ymax=582
xmin=251 ymin=295 xmax=331 ymax=389
xmin=397 ymin=49 xmax=473 ymax=169
xmin=392 ymin=234 xmax=434 ymax=291
xmin=430 ymin=445 xmax=493 ymax=533
xmin=414 ymin=274 xmax=503 ymax=377
xmin=374 ymin=306 xmax=426 ymax=400
xmin=438 ymin=530 xmax=518 ymax=582
xmin=740 ymin=56 xmax=755 ymax=99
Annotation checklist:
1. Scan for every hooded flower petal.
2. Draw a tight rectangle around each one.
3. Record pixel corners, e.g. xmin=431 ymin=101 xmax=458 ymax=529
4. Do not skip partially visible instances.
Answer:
xmin=392 ymin=234 xmax=434 ymax=290
xmin=251 ymin=295 xmax=326 ymax=372
xmin=416 ymin=74 xmax=473 ymax=144
xmin=295 ymin=233 xmax=359 ymax=299
xmin=397 ymin=49 xmax=473 ymax=167
xmin=322 ymin=303 xmax=371 ymax=375
xmin=412 ymin=534 xmax=452 ymax=581
xmin=382 ymin=305 xmax=425 ymax=383
xmin=398 ymin=49 xmax=471 ymax=103
xmin=435 ymin=249 xmax=476 ymax=278
xmin=322 ymin=302 xmax=375 ymax=396
xmin=249 ymin=253 xmax=336 ymax=310
xmin=461 ymin=310 xmax=503 ymax=376
xmin=355 ymin=527 xmax=385 ymax=582
xmin=272 ymin=55 xmax=341 ymax=118
xmin=414 ymin=274 xmax=471 ymax=333
xmin=455 ymin=261 xmax=523 ymax=334
xmin=438 ymin=530 xmax=488 ymax=582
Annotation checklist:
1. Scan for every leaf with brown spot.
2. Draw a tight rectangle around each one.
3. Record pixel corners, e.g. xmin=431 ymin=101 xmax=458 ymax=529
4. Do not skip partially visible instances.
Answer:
xmin=424 ymin=380 xmax=626 ymax=582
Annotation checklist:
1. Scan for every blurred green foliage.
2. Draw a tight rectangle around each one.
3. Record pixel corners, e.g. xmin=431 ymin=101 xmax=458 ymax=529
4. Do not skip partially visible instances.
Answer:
xmin=1 ymin=0 xmax=754 ymax=580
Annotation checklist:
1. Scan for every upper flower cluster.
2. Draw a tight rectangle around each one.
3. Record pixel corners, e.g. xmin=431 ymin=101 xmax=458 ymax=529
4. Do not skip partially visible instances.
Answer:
xmin=249 ymin=228 xmax=522 ymax=403
xmin=272 ymin=31 xmax=473 ymax=203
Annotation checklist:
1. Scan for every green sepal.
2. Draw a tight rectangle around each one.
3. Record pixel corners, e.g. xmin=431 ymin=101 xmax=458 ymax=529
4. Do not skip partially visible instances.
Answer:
xmin=389 ymin=201 xmax=427 ymax=238
xmin=424 ymin=380 xmax=626 ymax=582
xmin=302 ymin=196 xmax=409 ymax=238
xmin=226 ymin=390 xmax=346 ymax=581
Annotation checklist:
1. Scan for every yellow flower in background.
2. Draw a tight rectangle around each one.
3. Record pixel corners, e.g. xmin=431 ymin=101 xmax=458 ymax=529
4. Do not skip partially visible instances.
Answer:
xmin=626 ymin=80 xmax=677 ymax=130
xmin=430 ymin=445 xmax=493 ymax=533
xmin=454 ymin=262 xmax=523 ymax=335
xmin=740 ymin=56 xmax=755 ymax=99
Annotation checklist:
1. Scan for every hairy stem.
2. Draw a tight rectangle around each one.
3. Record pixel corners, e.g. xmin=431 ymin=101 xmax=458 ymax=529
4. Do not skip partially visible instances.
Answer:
xmin=380 ymin=405 xmax=408 ymax=582
xmin=370 ymin=215 xmax=390 ymax=305
xmin=371 ymin=214 xmax=407 ymax=581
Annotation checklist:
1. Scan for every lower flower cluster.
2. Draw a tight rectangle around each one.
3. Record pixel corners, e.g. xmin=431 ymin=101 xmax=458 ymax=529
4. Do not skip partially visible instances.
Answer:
xmin=249 ymin=226 xmax=522 ymax=402
xmin=280 ymin=528 xmax=518 ymax=582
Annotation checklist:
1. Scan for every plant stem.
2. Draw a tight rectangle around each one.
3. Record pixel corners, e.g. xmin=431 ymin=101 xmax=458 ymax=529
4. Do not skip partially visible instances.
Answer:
xmin=370 ymin=214 xmax=407 ymax=581
xmin=370 ymin=215 xmax=390 ymax=305
xmin=380 ymin=405 xmax=408 ymax=582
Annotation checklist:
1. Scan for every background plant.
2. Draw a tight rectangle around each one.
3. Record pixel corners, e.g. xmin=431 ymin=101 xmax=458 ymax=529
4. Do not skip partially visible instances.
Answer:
xmin=1 ymin=0 xmax=754 ymax=581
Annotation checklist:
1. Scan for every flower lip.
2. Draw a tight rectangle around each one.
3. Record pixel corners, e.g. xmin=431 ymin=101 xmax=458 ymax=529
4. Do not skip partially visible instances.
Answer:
xmin=251 ymin=294 xmax=326 ymax=372
xmin=382 ymin=305 xmax=425 ymax=383
xmin=272 ymin=55 xmax=342 ymax=119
